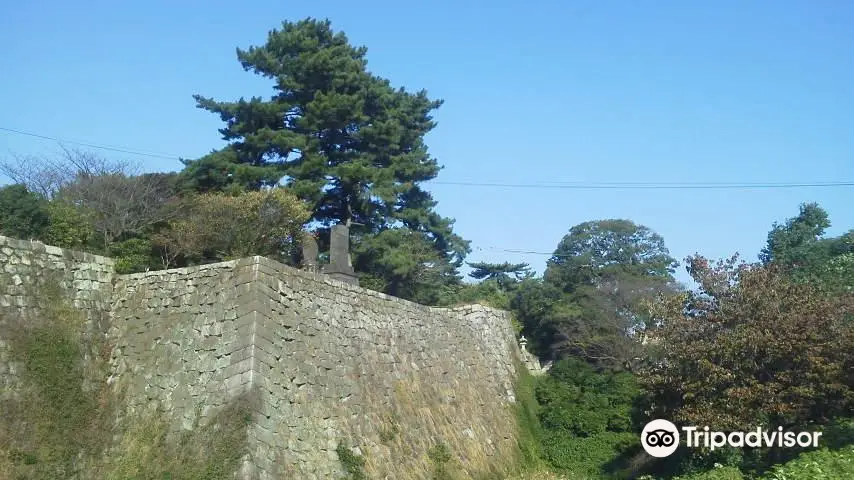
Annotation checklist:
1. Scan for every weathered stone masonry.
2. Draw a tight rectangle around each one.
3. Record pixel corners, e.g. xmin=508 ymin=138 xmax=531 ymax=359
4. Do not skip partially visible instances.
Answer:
xmin=0 ymin=236 xmax=114 ymax=400
xmin=0 ymin=235 xmax=525 ymax=479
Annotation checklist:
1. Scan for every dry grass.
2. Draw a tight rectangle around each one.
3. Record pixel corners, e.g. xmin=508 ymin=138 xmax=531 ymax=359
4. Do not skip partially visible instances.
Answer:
xmin=95 ymin=391 xmax=256 ymax=480
xmin=355 ymin=375 xmax=520 ymax=480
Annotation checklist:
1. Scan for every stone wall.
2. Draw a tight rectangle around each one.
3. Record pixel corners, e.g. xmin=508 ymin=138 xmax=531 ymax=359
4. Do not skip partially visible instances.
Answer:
xmin=0 ymin=235 xmax=525 ymax=479
xmin=110 ymin=256 xmax=522 ymax=479
xmin=0 ymin=235 xmax=114 ymax=399
xmin=0 ymin=235 xmax=114 ymax=315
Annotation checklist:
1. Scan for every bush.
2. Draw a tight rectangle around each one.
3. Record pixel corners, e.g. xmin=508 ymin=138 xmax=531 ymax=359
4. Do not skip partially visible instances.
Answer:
xmin=534 ymin=358 xmax=642 ymax=477
xmin=536 ymin=359 xmax=640 ymax=437
xmin=44 ymin=200 xmax=95 ymax=250
xmin=110 ymin=237 xmax=157 ymax=274
xmin=541 ymin=431 xmax=638 ymax=478
xmin=762 ymin=446 xmax=854 ymax=480
xmin=336 ymin=444 xmax=367 ymax=480
xmin=673 ymin=466 xmax=745 ymax=480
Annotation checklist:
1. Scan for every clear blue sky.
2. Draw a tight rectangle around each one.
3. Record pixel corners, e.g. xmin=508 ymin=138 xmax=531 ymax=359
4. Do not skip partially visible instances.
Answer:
xmin=2 ymin=1 xmax=853 ymax=285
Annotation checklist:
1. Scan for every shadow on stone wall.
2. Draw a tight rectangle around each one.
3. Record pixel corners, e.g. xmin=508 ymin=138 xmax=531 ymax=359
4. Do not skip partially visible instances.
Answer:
xmin=0 ymin=235 xmax=528 ymax=479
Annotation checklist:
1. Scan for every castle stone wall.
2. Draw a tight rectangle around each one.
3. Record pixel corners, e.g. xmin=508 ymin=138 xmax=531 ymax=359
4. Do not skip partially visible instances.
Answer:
xmin=0 ymin=235 xmax=524 ymax=479
xmin=110 ymin=256 xmax=522 ymax=479
xmin=0 ymin=235 xmax=114 ymax=399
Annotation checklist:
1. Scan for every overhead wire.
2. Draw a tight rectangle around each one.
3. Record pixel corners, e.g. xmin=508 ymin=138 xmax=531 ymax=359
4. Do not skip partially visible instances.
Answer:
xmin=3 ymin=125 xmax=853 ymax=191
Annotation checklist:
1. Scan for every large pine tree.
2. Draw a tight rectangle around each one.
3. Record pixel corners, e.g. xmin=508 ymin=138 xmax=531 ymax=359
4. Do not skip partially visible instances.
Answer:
xmin=182 ymin=18 xmax=469 ymax=300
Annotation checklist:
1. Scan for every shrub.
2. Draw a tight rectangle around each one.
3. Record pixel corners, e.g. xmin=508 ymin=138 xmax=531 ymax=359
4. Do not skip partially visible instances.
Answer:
xmin=534 ymin=358 xmax=642 ymax=477
xmin=110 ymin=237 xmax=156 ymax=274
xmin=762 ymin=446 xmax=854 ymax=480
xmin=336 ymin=444 xmax=367 ymax=480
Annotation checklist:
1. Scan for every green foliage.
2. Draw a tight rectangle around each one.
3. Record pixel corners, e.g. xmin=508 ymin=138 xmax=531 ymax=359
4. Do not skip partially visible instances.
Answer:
xmin=540 ymin=431 xmax=638 ymax=479
xmin=0 ymin=278 xmax=255 ymax=479
xmin=511 ymin=219 xmax=679 ymax=368
xmin=428 ymin=443 xmax=453 ymax=479
xmin=647 ymin=445 xmax=854 ymax=480
xmin=544 ymin=219 xmax=678 ymax=290
xmin=641 ymin=258 xmax=854 ymax=432
xmin=0 ymin=277 xmax=112 ymax=478
xmin=0 ymin=183 xmax=50 ymax=240
xmin=44 ymin=200 xmax=95 ymax=250
xmin=110 ymin=237 xmax=156 ymax=274
xmin=760 ymin=203 xmax=854 ymax=293
xmin=336 ymin=444 xmax=367 ymax=480
xmin=436 ymin=261 xmax=533 ymax=309
xmin=184 ymin=17 xmax=470 ymax=301
xmin=760 ymin=202 xmax=831 ymax=266
xmin=820 ymin=251 xmax=854 ymax=293
xmin=762 ymin=445 xmax=854 ymax=480
xmin=468 ymin=261 xmax=533 ymax=285
xmin=667 ymin=465 xmax=746 ymax=480
xmin=353 ymin=228 xmax=462 ymax=305
xmin=438 ymin=279 xmax=512 ymax=309
xmin=513 ymin=364 xmax=545 ymax=472
xmin=537 ymin=359 xmax=640 ymax=436
xmin=534 ymin=359 xmax=641 ymax=477
xmin=510 ymin=278 xmax=582 ymax=359
xmin=153 ymin=188 xmax=311 ymax=267
xmin=379 ymin=423 xmax=399 ymax=443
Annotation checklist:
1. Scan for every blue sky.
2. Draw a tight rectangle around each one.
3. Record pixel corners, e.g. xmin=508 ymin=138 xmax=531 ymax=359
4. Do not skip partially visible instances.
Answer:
xmin=2 ymin=1 xmax=853 ymax=285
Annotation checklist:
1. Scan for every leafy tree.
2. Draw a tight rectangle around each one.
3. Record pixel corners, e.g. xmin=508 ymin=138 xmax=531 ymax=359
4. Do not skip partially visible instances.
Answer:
xmin=640 ymin=255 xmax=854 ymax=433
xmin=510 ymin=279 xmax=588 ymax=360
xmin=352 ymin=228 xmax=460 ymax=305
xmin=760 ymin=203 xmax=854 ymax=292
xmin=821 ymin=251 xmax=854 ymax=293
xmin=537 ymin=358 xmax=640 ymax=436
xmin=433 ymin=261 xmax=532 ymax=309
xmin=437 ymin=280 xmax=512 ymax=309
xmin=183 ymin=17 xmax=469 ymax=301
xmin=521 ymin=220 xmax=679 ymax=369
xmin=43 ymin=200 xmax=95 ymax=250
xmin=760 ymin=202 xmax=830 ymax=267
xmin=153 ymin=189 xmax=310 ymax=266
xmin=110 ymin=238 xmax=157 ymax=274
xmin=0 ymin=184 xmax=49 ymax=240
xmin=545 ymin=219 xmax=678 ymax=290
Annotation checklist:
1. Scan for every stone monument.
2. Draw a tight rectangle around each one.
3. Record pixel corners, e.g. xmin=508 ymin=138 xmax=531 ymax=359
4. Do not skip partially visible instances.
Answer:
xmin=321 ymin=224 xmax=359 ymax=286
xmin=301 ymin=232 xmax=319 ymax=272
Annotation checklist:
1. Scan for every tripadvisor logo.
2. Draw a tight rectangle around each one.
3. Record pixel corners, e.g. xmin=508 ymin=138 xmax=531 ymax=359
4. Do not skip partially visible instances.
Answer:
xmin=640 ymin=419 xmax=823 ymax=458
xmin=641 ymin=419 xmax=680 ymax=457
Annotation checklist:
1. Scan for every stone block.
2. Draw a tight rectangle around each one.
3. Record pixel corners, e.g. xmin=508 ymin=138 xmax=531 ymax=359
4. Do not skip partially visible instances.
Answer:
xmin=0 ymin=235 xmax=523 ymax=480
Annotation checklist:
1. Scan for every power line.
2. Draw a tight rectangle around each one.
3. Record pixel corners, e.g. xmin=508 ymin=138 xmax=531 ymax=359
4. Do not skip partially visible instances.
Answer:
xmin=0 ymin=127 xmax=182 ymax=160
xmin=4 ymin=125 xmax=854 ymax=189
xmin=432 ymin=180 xmax=854 ymax=190
xmin=477 ymin=246 xmax=570 ymax=257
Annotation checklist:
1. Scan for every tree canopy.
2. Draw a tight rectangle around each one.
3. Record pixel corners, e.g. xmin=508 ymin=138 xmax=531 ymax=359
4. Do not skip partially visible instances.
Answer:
xmin=512 ymin=220 xmax=679 ymax=369
xmin=181 ymin=18 xmax=469 ymax=301
xmin=640 ymin=255 xmax=854 ymax=432
xmin=0 ymin=184 xmax=50 ymax=240
xmin=545 ymin=219 xmax=678 ymax=290
xmin=760 ymin=202 xmax=854 ymax=292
